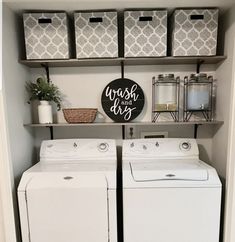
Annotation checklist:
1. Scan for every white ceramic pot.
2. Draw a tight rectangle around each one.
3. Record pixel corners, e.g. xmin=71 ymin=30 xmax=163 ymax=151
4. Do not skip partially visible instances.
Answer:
xmin=38 ymin=101 xmax=53 ymax=124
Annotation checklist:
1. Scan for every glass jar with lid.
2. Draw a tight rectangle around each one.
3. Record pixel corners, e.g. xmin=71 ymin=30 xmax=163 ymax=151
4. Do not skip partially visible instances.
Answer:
xmin=152 ymin=74 xmax=180 ymax=122
xmin=184 ymin=73 xmax=213 ymax=121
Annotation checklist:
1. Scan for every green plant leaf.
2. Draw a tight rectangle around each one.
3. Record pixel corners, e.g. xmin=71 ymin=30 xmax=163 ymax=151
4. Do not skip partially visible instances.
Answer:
xmin=26 ymin=77 xmax=62 ymax=110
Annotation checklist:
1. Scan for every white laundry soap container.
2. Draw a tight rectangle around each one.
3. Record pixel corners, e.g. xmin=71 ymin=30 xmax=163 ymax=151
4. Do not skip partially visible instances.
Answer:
xmin=38 ymin=101 xmax=53 ymax=124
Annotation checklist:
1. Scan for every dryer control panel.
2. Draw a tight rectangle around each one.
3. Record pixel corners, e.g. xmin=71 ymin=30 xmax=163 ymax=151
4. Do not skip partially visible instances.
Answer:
xmin=123 ymin=138 xmax=199 ymax=161
xmin=40 ymin=139 xmax=116 ymax=163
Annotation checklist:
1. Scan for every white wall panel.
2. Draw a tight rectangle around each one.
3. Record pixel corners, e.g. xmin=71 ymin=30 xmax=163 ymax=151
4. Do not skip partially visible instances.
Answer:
xmin=2 ymin=4 xmax=36 ymax=241
xmin=213 ymin=6 xmax=235 ymax=178
xmin=3 ymin=4 xmax=35 ymax=183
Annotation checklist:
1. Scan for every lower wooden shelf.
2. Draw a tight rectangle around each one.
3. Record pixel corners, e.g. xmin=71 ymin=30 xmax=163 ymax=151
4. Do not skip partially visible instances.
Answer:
xmin=24 ymin=120 xmax=224 ymax=127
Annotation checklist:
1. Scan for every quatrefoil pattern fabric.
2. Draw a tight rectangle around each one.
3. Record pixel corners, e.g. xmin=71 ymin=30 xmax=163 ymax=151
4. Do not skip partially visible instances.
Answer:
xmin=124 ymin=10 xmax=167 ymax=57
xmin=75 ymin=12 xmax=118 ymax=58
xmin=172 ymin=9 xmax=219 ymax=56
xmin=23 ymin=13 xmax=69 ymax=59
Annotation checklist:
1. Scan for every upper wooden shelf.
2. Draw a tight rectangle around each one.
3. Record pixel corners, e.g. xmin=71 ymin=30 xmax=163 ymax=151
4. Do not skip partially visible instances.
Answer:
xmin=19 ymin=56 xmax=226 ymax=68
xmin=24 ymin=120 xmax=224 ymax=127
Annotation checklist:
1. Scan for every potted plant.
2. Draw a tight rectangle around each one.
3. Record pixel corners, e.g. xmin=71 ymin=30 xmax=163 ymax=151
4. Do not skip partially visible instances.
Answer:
xmin=26 ymin=77 xmax=62 ymax=124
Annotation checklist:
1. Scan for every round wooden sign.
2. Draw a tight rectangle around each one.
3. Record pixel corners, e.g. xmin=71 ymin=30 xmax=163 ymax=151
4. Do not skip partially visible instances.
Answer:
xmin=101 ymin=78 xmax=145 ymax=122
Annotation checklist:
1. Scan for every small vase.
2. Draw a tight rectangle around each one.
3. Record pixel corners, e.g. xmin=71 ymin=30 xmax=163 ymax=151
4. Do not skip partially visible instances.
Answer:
xmin=38 ymin=101 xmax=53 ymax=124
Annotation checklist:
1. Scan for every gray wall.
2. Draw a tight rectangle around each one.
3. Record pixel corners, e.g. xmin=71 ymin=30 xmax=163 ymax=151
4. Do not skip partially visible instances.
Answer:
xmin=3 ymin=4 xmax=35 ymax=184
xmin=2 ymin=4 xmax=36 ymax=241
xmin=213 ymin=4 xmax=235 ymax=178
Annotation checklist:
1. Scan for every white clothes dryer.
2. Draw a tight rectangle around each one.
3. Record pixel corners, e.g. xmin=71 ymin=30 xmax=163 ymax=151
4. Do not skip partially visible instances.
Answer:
xmin=122 ymin=138 xmax=221 ymax=242
xmin=18 ymin=139 xmax=117 ymax=242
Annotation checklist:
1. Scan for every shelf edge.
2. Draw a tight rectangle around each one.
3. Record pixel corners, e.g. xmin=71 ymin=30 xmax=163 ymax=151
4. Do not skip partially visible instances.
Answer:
xmin=19 ymin=56 xmax=227 ymax=68
xmin=24 ymin=121 xmax=224 ymax=127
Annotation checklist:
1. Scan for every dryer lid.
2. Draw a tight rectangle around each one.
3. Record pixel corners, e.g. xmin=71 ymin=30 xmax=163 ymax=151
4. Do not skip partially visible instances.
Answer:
xmin=130 ymin=160 xmax=208 ymax=181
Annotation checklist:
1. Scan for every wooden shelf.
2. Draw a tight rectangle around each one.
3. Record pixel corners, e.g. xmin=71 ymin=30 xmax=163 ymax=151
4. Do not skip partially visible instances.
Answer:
xmin=24 ymin=121 xmax=224 ymax=127
xmin=19 ymin=56 xmax=226 ymax=68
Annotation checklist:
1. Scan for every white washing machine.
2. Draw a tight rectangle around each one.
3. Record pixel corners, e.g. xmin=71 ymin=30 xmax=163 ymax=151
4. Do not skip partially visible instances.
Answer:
xmin=122 ymin=138 xmax=221 ymax=242
xmin=18 ymin=139 xmax=117 ymax=242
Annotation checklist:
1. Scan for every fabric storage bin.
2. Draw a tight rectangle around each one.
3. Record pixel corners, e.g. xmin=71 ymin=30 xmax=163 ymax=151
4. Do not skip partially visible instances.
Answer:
xmin=23 ymin=12 xmax=70 ymax=59
xmin=171 ymin=9 xmax=219 ymax=56
xmin=74 ymin=11 xmax=118 ymax=58
xmin=124 ymin=10 xmax=167 ymax=57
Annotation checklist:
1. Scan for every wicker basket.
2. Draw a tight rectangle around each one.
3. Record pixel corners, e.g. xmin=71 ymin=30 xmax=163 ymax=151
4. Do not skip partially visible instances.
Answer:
xmin=63 ymin=108 xmax=97 ymax=123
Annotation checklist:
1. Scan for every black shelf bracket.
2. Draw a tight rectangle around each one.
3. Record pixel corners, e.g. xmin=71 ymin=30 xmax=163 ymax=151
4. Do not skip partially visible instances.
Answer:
xmin=196 ymin=59 xmax=205 ymax=73
xmin=122 ymin=125 xmax=125 ymax=139
xmin=120 ymin=60 xmax=125 ymax=140
xmin=121 ymin=61 xmax=124 ymax=79
xmin=41 ymin=64 xmax=54 ymax=140
xmin=194 ymin=124 xmax=202 ymax=139
xmin=41 ymin=63 xmax=50 ymax=83
xmin=45 ymin=126 xmax=54 ymax=140
xmin=49 ymin=126 xmax=54 ymax=140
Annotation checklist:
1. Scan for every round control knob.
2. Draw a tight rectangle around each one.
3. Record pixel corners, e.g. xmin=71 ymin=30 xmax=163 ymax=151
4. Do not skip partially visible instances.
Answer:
xmin=98 ymin=142 xmax=109 ymax=152
xmin=181 ymin=142 xmax=191 ymax=150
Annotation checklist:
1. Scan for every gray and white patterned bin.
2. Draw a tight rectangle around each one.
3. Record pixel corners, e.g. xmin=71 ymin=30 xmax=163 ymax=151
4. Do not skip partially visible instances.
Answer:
xmin=23 ymin=12 xmax=70 ymax=59
xmin=171 ymin=9 xmax=219 ymax=56
xmin=124 ymin=10 xmax=167 ymax=57
xmin=74 ymin=11 xmax=118 ymax=58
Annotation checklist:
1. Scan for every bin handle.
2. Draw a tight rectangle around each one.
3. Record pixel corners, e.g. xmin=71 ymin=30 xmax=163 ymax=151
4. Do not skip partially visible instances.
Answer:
xmin=139 ymin=16 xmax=153 ymax=21
xmin=89 ymin=17 xmax=103 ymax=23
xmin=190 ymin=14 xmax=204 ymax=20
xmin=38 ymin=18 xmax=52 ymax=24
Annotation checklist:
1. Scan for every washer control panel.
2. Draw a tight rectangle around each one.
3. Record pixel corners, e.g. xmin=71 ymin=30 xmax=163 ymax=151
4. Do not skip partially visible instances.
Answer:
xmin=123 ymin=138 xmax=198 ymax=160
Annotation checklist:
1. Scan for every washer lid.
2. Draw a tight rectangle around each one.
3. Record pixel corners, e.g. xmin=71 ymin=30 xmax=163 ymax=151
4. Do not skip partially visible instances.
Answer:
xmin=130 ymin=160 xmax=208 ymax=181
